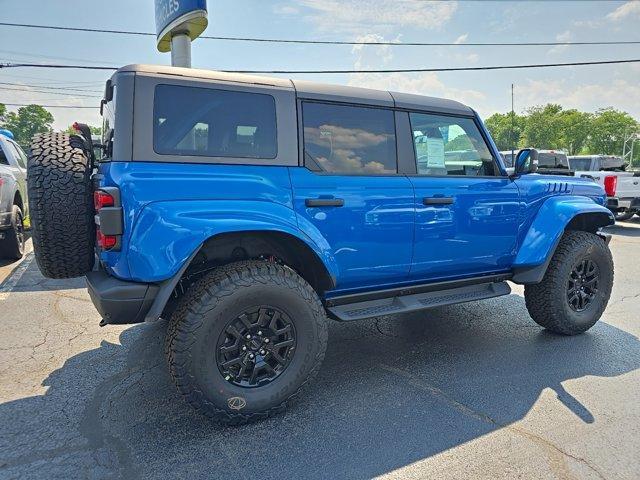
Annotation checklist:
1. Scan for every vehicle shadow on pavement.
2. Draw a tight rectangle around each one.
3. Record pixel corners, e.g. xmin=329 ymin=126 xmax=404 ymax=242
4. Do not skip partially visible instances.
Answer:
xmin=605 ymin=223 xmax=640 ymax=237
xmin=1 ymin=294 xmax=639 ymax=479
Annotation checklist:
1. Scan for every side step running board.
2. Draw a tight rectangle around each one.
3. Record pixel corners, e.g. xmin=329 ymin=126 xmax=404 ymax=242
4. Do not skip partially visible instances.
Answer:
xmin=328 ymin=281 xmax=511 ymax=321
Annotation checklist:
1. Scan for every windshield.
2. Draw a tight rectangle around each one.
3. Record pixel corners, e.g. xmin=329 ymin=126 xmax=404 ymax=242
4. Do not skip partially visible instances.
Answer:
xmin=568 ymin=158 xmax=593 ymax=170
xmin=538 ymin=152 xmax=569 ymax=168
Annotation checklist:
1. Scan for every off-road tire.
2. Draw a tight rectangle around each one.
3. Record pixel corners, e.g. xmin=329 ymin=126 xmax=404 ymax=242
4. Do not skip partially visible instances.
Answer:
xmin=166 ymin=260 xmax=328 ymax=425
xmin=525 ymin=231 xmax=613 ymax=335
xmin=27 ymin=132 xmax=95 ymax=278
xmin=614 ymin=211 xmax=635 ymax=222
xmin=0 ymin=205 xmax=25 ymax=260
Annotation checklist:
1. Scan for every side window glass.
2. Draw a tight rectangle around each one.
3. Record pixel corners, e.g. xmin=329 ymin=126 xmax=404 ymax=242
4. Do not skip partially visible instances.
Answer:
xmin=409 ymin=112 xmax=498 ymax=176
xmin=9 ymin=142 xmax=27 ymax=168
xmin=303 ymin=102 xmax=397 ymax=174
xmin=153 ymin=84 xmax=277 ymax=159
xmin=0 ymin=144 xmax=8 ymax=165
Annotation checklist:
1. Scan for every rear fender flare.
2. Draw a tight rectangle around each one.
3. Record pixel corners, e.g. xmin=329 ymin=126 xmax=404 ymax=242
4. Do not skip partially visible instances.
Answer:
xmin=127 ymin=199 xmax=339 ymax=283
xmin=512 ymin=196 xmax=614 ymax=284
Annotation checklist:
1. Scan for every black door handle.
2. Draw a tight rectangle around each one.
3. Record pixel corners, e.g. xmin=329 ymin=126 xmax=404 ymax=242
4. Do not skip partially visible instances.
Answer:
xmin=423 ymin=197 xmax=454 ymax=205
xmin=305 ymin=198 xmax=345 ymax=207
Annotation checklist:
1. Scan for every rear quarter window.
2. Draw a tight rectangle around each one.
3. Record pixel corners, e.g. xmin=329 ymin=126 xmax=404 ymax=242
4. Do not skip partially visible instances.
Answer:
xmin=153 ymin=84 xmax=277 ymax=159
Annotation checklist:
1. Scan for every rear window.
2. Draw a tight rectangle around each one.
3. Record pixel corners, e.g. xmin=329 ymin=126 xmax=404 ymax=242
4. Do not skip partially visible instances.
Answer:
xmin=568 ymin=158 xmax=593 ymax=170
xmin=153 ymin=84 xmax=277 ymax=159
xmin=538 ymin=152 xmax=569 ymax=169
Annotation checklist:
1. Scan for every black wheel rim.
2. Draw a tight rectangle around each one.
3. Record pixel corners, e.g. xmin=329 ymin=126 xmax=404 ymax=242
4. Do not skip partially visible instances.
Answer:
xmin=567 ymin=258 xmax=599 ymax=312
xmin=16 ymin=213 xmax=24 ymax=254
xmin=216 ymin=306 xmax=296 ymax=388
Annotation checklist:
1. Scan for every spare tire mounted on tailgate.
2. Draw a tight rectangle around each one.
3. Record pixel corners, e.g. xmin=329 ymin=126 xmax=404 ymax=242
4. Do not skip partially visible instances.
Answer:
xmin=28 ymin=132 xmax=95 ymax=279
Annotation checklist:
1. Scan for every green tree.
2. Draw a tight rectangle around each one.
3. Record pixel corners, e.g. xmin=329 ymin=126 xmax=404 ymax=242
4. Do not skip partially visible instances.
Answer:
xmin=522 ymin=104 xmax=564 ymax=149
xmin=4 ymin=105 xmax=54 ymax=149
xmin=484 ymin=112 xmax=525 ymax=151
xmin=64 ymin=124 xmax=102 ymax=136
xmin=587 ymin=108 xmax=638 ymax=156
xmin=0 ymin=103 xmax=6 ymax=125
xmin=557 ymin=109 xmax=591 ymax=155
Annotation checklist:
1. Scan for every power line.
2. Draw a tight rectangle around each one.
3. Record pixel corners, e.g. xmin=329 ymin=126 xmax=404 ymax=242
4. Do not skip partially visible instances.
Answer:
xmin=1 ymin=59 xmax=639 ymax=74
xmin=0 ymin=103 xmax=96 ymax=109
xmin=0 ymin=63 xmax=116 ymax=71
xmin=1 ymin=21 xmax=639 ymax=47
xmin=0 ymin=85 xmax=101 ymax=98
xmin=0 ymin=81 xmax=103 ymax=93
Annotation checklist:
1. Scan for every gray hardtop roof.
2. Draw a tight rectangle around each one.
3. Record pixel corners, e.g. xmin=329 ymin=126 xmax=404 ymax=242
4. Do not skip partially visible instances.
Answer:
xmin=116 ymin=64 xmax=474 ymax=115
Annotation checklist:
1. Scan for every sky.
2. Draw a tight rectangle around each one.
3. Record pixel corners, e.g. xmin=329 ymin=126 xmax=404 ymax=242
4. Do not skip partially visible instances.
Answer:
xmin=1 ymin=0 xmax=639 ymax=130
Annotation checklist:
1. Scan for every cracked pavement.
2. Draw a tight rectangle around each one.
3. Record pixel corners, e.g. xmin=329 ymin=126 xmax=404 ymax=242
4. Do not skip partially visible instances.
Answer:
xmin=1 ymin=221 xmax=639 ymax=480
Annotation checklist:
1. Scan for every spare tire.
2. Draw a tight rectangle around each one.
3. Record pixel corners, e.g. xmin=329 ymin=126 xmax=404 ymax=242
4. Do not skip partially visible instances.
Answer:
xmin=28 ymin=132 xmax=95 ymax=278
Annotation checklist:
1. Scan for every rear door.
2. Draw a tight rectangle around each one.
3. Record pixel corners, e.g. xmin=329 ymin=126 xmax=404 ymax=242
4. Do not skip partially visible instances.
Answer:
xmin=290 ymin=101 xmax=414 ymax=291
xmin=403 ymin=111 xmax=520 ymax=281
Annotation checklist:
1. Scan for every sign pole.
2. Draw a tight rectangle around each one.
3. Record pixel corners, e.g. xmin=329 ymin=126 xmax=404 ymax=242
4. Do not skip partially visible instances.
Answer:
xmin=170 ymin=33 xmax=192 ymax=68
xmin=155 ymin=0 xmax=208 ymax=68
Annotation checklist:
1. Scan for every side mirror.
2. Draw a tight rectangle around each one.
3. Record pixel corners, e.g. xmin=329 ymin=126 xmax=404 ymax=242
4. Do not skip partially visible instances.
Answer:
xmin=514 ymin=148 xmax=539 ymax=175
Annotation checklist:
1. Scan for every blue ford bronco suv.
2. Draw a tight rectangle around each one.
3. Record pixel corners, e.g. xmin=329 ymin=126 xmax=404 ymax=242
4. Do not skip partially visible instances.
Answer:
xmin=27 ymin=65 xmax=614 ymax=424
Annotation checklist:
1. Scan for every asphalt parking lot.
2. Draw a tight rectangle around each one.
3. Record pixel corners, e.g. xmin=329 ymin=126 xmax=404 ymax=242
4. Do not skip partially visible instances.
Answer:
xmin=1 ymin=222 xmax=639 ymax=480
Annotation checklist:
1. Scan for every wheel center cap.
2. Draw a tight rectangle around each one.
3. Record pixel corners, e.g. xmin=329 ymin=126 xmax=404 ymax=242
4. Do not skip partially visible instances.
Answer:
xmin=249 ymin=338 xmax=262 ymax=351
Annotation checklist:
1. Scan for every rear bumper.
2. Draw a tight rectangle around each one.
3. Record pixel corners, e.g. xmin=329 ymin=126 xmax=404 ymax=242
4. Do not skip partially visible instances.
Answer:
xmin=86 ymin=269 xmax=159 ymax=325
xmin=606 ymin=197 xmax=619 ymax=211
xmin=617 ymin=197 xmax=640 ymax=210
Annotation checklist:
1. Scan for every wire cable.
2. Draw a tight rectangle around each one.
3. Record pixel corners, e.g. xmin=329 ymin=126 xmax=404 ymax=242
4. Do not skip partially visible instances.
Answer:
xmin=0 ymin=85 xmax=101 ymax=98
xmin=1 ymin=59 xmax=640 ymax=74
xmin=0 ymin=102 xmax=96 ymax=109
xmin=1 ymin=22 xmax=639 ymax=47
xmin=0 ymin=81 xmax=103 ymax=93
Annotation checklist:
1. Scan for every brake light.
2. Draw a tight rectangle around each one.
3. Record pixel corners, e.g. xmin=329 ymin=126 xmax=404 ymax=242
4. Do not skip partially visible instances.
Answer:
xmin=604 ymin=175 xmax=617 ymax=197
xmin=94 ymin=190 xmax=114 ymax=210
xmin=97 ymin=230 xmax=117 ymax=249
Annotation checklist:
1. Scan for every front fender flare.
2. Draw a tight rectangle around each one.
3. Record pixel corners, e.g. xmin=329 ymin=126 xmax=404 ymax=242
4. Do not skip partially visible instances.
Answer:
xmin=127 ymin=200 xmax=339 ymax=283
xmin=512 ymin=196 xmax=614 ymax=284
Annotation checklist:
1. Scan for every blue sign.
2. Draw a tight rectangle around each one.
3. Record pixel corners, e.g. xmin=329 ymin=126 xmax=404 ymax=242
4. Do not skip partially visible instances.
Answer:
xmin=155 ymin=0 xmax=208 ymax=52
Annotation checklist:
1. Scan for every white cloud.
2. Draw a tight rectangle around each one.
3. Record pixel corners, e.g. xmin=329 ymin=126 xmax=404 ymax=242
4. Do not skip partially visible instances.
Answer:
xmin=606 ymin=1 xmax=640 ymax=21
xmin=453 ymin=33 xmax=468 ymax=44
xmin=288 ymin=0 xmax=458 ymax=34
xmin=548 ymin=30 xmax=572 ymax=55
xmin=516 ymin=78 xmax=640 ymax=119
xmin=346 ymin=72 xmax=486 ymax=107
xmin=350 ymin=34 xmax=399 ymax=69
xmin=273 ymin=5 xmax=300 ymax=15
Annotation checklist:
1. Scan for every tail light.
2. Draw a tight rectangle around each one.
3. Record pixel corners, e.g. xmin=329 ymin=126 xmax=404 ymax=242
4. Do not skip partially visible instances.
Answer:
xmin=97 ymin=230 xmax=117 ymax=249
xmin=94 ymin=190 xmax=114 ymax=210
xmin=94 ymin=187 xmax=122 ymax=251
xmin=604 ymin=175 xmax=617 ymax=197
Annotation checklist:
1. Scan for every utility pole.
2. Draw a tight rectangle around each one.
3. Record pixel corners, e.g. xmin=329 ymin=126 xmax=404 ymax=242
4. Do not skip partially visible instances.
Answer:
xmin=510 ymin=83 xmax=515 ymax=162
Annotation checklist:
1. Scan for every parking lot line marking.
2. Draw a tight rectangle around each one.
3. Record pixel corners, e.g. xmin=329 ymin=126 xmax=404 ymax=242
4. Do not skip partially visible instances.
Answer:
xmin=0 ymin=252 xmax=34 ymax=301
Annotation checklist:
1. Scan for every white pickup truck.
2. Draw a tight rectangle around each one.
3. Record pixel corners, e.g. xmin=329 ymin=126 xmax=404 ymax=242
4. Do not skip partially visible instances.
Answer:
xmin=568 ymin=155 xmax=640 ymax=221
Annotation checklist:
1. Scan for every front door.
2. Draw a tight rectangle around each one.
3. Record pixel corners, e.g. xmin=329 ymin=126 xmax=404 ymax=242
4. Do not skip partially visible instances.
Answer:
xmin=406 ymin=112 xmax=520 ymax=281
xmin=290 ymin=101 xmax=414 ymax=291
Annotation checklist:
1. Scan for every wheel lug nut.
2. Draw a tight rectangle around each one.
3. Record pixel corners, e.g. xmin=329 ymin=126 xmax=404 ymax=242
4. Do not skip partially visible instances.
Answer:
xmin=260 ymin=349 xmax=266 ymax=355
xmin=258 ymin=331 xmax=263 ymax=336
xmin=246 ymin=334 xmax=251 ymax=340
xmin=242 ymin=346 xmax=247 ymax=351
xmin=249 ymin=353 xmax=254 ymax=359
xmin=264 ymin=338 xmax=269 ymax=343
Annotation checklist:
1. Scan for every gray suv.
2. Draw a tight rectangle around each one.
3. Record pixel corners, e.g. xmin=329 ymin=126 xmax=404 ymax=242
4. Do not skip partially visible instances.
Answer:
xmin=0 ymin=130 xmax=28 ymax=259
